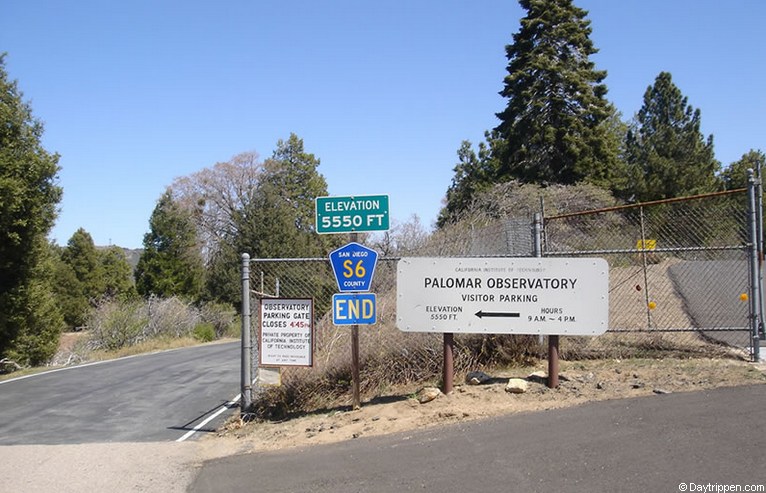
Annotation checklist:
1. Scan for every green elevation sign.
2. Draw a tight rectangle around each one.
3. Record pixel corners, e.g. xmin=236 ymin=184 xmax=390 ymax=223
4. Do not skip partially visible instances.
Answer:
xmin=315 ymin=195 xmax=390 ymax=234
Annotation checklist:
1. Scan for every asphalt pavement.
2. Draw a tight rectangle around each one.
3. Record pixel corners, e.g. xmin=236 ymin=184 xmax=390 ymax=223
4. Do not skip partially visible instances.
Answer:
xmin=190 ymin=384 xmax=766 ymax=493
xmin=0 ymin=341 xmax=241 ymax=445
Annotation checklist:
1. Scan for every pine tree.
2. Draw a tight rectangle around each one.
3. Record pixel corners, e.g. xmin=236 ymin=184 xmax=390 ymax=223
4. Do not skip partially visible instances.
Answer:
xmin=249 ymin=133 xmax=337 ymax=259
xmin=493 ymin=0 xmax=619 ymax=186
xmin=135 ymin=191 xmax=205 ymax=299
xmin=721 ymin=149 xmax=765 ymax=191
xmin=438 ymin=139 xmax=496 ymax=227
xmin=624 ymin=72 xmax=720 ymax=201
xmin=100 ymin=246 xmax=137 ymax=300
xmin=52 ymin=248 xmax=89 ymax=329
xmin=0 ymin=54 xmax=64 ymax=364
xmin=61 ymin=228 xmax=105 ymax=302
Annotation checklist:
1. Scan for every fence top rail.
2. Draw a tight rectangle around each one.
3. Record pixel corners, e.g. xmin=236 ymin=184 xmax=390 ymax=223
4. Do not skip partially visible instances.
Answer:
xmin=544 ymin=188 xmax=747 ymax=221
xmin=545 ymin=245 xmax=748 ymax=256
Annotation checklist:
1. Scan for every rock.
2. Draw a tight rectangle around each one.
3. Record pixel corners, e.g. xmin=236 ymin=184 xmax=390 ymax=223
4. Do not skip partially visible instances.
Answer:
xmin=653 ymin=388 xmax=672 ymax=395
xmin=596 ymin=381 xmax=606 ymax=390
xmin=417 ymin=387 xmax=443 ymax=404
xmin=505 ymin=378 xmax=528 ymax=394
xmin=466 ymin=371 xmax=492 ymax=385
xmin=527 ymin=371 xmax=547 ymax=384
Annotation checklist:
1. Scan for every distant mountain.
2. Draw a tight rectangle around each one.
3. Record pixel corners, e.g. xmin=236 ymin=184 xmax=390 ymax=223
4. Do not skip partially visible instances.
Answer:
xmin=97 ymin=246 xmax=143 ymax=271
xmin=122 ymin=248 xmax=142 ymax=271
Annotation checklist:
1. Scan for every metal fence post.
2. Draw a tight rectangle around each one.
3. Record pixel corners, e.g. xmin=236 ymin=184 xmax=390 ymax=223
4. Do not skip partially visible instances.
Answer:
xmin=756 ymin=163 xmax=765 ymax=341
xmin=241 ymin=253 xmax=253 ymax=412
xmin=748 ymin=171 xmax=761 ymax=362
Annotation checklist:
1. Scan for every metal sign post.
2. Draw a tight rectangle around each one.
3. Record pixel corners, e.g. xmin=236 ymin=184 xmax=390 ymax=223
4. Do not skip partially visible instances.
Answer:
xmin=349 ymin=232 xmax=361 ymax=409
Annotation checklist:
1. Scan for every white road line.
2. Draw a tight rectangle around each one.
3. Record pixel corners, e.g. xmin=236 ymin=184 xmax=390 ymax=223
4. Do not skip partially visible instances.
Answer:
xmin=176 ymin=395 xmax=241 ymax=442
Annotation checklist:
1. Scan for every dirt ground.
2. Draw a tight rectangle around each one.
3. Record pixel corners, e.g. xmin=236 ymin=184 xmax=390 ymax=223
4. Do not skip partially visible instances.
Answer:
xmin=211 ymin=356 xmax=766 ymax=454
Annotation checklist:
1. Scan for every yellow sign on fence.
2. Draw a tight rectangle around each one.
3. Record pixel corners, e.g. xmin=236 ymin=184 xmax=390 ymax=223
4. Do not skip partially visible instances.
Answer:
xmin=636 ymin=239 xmax=657 ymax=250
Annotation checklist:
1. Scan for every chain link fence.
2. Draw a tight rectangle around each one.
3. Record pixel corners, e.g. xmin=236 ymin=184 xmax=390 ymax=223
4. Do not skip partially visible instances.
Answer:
xmin=245 ymin=187 xmax=762 ymax=414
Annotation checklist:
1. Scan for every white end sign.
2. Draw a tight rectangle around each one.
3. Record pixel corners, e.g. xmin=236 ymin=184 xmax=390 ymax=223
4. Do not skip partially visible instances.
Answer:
xmin=259 ymin=298 xmax=314 ymax=367
xmin=396 ymin=257 xmax=608 ymax=335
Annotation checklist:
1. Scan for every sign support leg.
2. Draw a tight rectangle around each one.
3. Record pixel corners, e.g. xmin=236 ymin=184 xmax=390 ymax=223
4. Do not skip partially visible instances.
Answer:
xmin=351 ymin=324 xmax=361 ymax=409
xmin=548 ymin=335 xmax=559 ymax=388
xmin=349 ymin=231 xmax=362 ymax=409
xmin=443 ymin=333 xmax=454 ymax=394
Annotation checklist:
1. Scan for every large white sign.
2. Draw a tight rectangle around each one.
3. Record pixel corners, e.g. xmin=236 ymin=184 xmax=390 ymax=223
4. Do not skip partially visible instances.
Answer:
xmin=259 ymin=298 xmax=314 ymax=367
xmin=396 ymin=257 xmax=608 ymax=335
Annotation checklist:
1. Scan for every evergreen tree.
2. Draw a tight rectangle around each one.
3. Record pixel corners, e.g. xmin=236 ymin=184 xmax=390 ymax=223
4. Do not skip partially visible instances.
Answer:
xmin=623 ymin=72 xmax=720 ymax=202
xmin=721 ymin=149 xmax=765 ymax=191
xmin=438 ymin=140 xmax=495 ymax=227
xmin=493 ymin=0 xmax=619 ymax=186
xmin=135 ymin=190 xmax=205 ymax=299
xmin=100 ymin=246 xmax=137 ymax=300
xmin=61 ymin=228 xmax=105 ymax=302
xmin=249 ymin=133 xmax=337 ymax=258
xmin=439 ymin=0 xmax=624 ymax=225
xmin=52 ymin=247 xmax=89 ymax=329
xmin=205 ymin=134 xmax=339 ymax=305
xmin=0 ymin=54 xmax=64 ymax=364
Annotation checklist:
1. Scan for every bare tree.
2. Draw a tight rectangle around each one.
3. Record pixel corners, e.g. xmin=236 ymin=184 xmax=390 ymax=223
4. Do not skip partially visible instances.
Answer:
xmin=170 ymin=152 xmax=263 ymax=262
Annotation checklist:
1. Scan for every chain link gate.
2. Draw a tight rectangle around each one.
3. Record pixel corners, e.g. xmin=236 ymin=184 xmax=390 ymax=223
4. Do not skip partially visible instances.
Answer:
xmin=542 ymin=186 xmax=762 ymax=361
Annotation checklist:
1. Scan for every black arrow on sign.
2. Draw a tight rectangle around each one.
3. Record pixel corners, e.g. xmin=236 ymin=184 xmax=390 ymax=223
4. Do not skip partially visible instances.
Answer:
xmin=475 ymin=311 xmax=521 ymax=319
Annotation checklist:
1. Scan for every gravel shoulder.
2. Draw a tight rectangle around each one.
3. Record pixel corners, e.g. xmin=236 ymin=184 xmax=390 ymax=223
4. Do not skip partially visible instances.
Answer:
xmin=2 ymin=357 xmax=764 ymax=492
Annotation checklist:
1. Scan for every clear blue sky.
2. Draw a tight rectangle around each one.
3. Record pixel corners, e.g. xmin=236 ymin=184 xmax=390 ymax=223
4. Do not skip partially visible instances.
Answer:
xmin=2 ymin=1 xmax=764 ymax=249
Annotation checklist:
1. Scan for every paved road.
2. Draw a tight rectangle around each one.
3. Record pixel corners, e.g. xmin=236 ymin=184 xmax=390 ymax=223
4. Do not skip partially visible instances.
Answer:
xmin=0 ymin=341 xmax=241 ymax=445
xmin=668 ymin=259 xmax=751 ymax=347
xmin=191 ymin=384 xmax=766 ymax=493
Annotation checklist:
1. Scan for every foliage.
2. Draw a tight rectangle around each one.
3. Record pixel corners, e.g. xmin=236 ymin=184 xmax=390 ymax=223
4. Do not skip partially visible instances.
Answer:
xmin=87 ymin=299 xmax=148 ymax=351
xmin=439 ymin=0 xmax=623 ymax=226
xmin=199 ymin=301 xmax=238 ymax=338
xmin=53 ymin=233 xmax=137 ymax=329
xmin=371 ymin=214 xmax=429 ymax=256
xmin=623 ymin=72 xmax=720 ymax=202
xmin=248 ymin=134 xmax=338 ymax=258
xmin=721 ymin=149 xmax=765 ymax=191
xmin=87 ymin=296 xmax=232 ymax=351
xmin=52 ymin=247 xmax=90 ymax=328
xmin=438 ymin=139 xmax=496 ymax=227
xmin=0 ymin=54 xmax=64 ymax=364
xmin=99 ymin=245 xmax=137 ymax=300
xmin=135 ymin=190 xmax=205 ymax=300
xmin=61 ymin=228 xmax=104 ymax=300
xmin=493 ymin=0 xmax=620 ymax=187
xmin=171 ymin=151 xmax=263 ymax=262
xmin=192 ymin=323 xmax=216 ymax=342
xmin=204 ymin=134 xmax=342 ymax=305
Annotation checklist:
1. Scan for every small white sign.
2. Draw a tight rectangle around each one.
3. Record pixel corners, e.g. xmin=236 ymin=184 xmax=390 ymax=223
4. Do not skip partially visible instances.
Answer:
xmin=259 ymin=298 xmax=314 ymax=367
xmin=396 ymin=257 xmax=608 ymax=335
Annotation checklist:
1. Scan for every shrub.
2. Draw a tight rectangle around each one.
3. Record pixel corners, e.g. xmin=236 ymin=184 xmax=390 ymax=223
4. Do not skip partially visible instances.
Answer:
xmin=192 ymin=323 xmax=216 ymax=342
xmin=87 ymin=300 xmax=148 ymax=350
xmin=200 ymin=302 xmax=238 ymax=338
